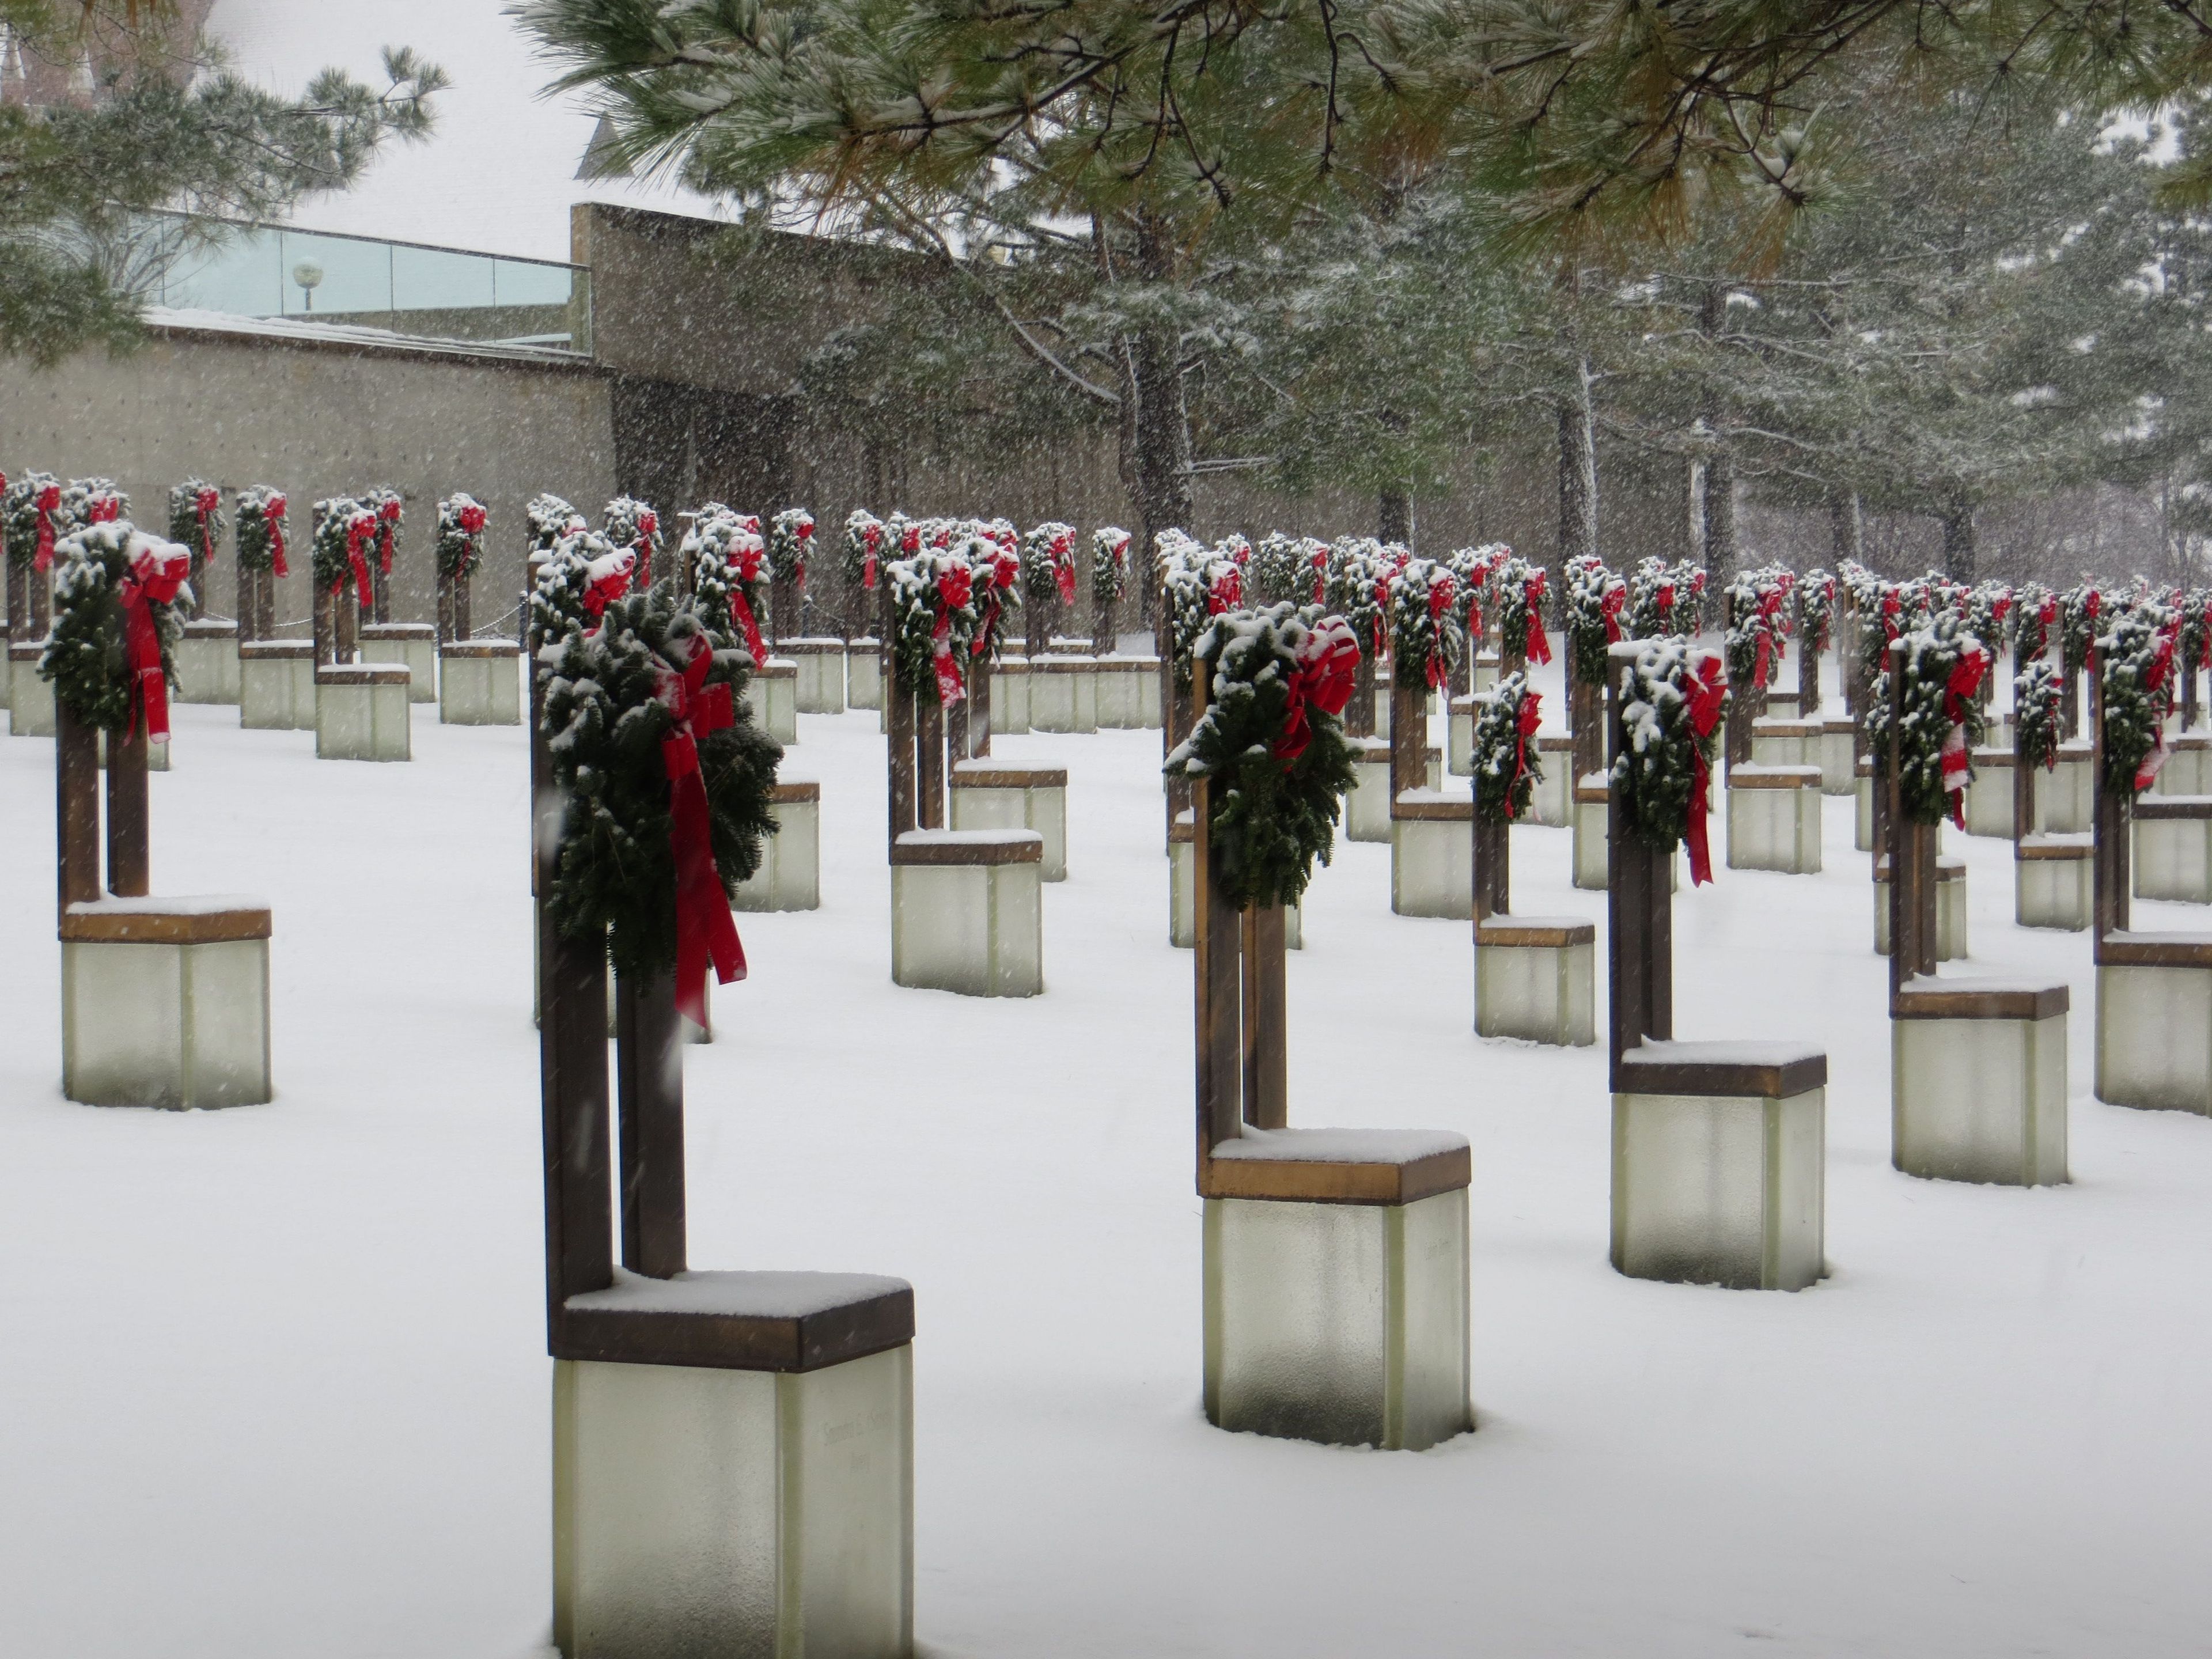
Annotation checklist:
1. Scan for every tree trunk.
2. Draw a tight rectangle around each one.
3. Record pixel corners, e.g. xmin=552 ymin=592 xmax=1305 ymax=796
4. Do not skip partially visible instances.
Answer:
xmin=1941 ymin=501 xmax=1978 ymax=585
xmin=1122 ymin=214 xmax=1194 ymax=623
xmin=1702 ymin=451 xmax=1737 ymax=596
xmin=1830 ymin=492 xmax=1863 ymax=567
xmin=1378 ymin=488 xmax=1413 ymax=547
xmin=1556 ymin=370 xmax=1598 ymax=594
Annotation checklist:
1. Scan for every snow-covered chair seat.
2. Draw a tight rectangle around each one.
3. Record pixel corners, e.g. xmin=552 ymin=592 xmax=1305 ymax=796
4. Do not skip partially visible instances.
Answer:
xmin=1201 ymin=1127 xmax=1471 ymax=1451
xmin=1611 ymin=1041 xmax=1827 ymax=1291
xmin=1892 ymin=976 xmax=2068 ymax=1186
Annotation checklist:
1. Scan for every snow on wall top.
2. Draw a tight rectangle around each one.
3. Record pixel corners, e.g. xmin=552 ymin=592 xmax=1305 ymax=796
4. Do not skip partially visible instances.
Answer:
xmin=208 ymin=0 xmax=731 ymax=262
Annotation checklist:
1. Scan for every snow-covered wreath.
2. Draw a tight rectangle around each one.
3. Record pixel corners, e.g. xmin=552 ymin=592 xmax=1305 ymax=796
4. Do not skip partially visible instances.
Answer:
xmin=365 ymin=487 xmax=403 ymax=588
xmin=1165 ymin=604 xmax=1361 ymax=910
xmin=2013 ymin=660 xmax=2065 ymax=774
xmin=39 ymin=522 xmax=191 ymax=741
xmin=2098 ymin=606 xmax=2179 ymax=798
xmin=1472 ymin=671 xmax=1544 ymax=824
xmin=1612 ymin=639 xmax=1729 ymax=884
xmin=532 ymin=528 xmax=637 ymax=649
xmin=5 ymin=471 xmax=64 ymax=574
xmin=311 ymin=497 xmax=379 ymax=611
xmin=1022 ymin=521 xmax=1078 ymax=612
xmin=844 ymin=509 xmax=887 ymax=592
xmin=538 ymin=586 xmax=782 ymax=1025
xmin=234 ymin=486 xmax=290 ymax=575
xmin=167 ymin=480 xmax=225 ymax=575
xmin=889 ymin=546 xmax=987 ymax=706
xmin=1865 ymin=616 xmax=1990 ymax=829
xmin=683 ymin=507 xmax=769 ymax=661
xmin=769 ymin=508 xmax=814 ymax=592
xmin=435 ymin=494 xmax=488 ymax=585
xmin=1495 ymin=556 xmax=1551 ymax=665
xmin=1389 ymin=556 xmax=1462 ymax=691
xmin=1092 ymin=526 xmax=1131 ymax=616
xmin=1564 ymin=554 xmax=1625 ymax=688
xmin=603 ymin=496 xmax=663 ymax=582
xmin=528 ymin=493 xmax=584 ymax=556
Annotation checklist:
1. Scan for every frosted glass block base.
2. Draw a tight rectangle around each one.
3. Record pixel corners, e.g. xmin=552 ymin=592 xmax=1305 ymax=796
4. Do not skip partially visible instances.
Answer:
xmin=1168 ymin=842 xmax=1299 ymax=950
xmin=1611 ymin=1087 xmax=1826 ymax=1291
xmin=1573 ymin=789 xmax=1609 ymax=890
xmin=359 ymin=625 xmax=439 ymax=702
xmin=2133 ymin=816 xmax=2212 ymax=903
xmin=9 ymin=651 xmax=54 ymax=735
xmin=1893 ymin=1014 xmax=2067 ymax=1185
xmin=846 ymin=643 xmax=882 ymax=711
xmin=316 ymin=677 xmax=411 ymax=761
xmin=1346 ymin=754 xmax=1392 ymax=843
xmin=891 ymin=857 xmax=1043 ymax=996
xmin=1725 ymin=774 xmax=1823 ymax=873
xmin=732 ymin=798 xmax=820 ymax=912
xmin=2038 ymin=751 xmax=2092 ymax=835
xmin=438 ymin=645 xmax=522 ymax=726
xmin=1530 ymin=742 xmax=1573 ymax=827
xmin=1095 ymin=661 xmax=1145 ymax=728
xmin=1819 ymin=725 xmax=1856 ymax=796
xmin=745 ymin=665 xmax=799 ymax=746
xmin=2016 ymin=844 xmax=2092 ymax=930
xmin=1749 ymin=719 xmax=1809 ymax=766
xmin=175 ymin=625 xmax=241 ymax=704
xmin=991 ymin=661 xmax=1030 ymax=733
xmin=553 ymin=1346 xmax=912 ymax=1659
xmin=1391 ymin=812 xmax=1472 ymax=919
xmin=1203 ymin=1191 xmax=1471 ymax=1451
xmin=1854 ymin=774 xmax=1874 ymax=851
xmin=1964 ymin=761 xmax=2016 ymax=838
xmin=1030 ymin=665 xmax=1098 ymax=733
xmin=785 ymin=641 xmax=846 ymax=712
xmin=950 ymin=775 xmax=1068 ymax=881
xmin=62 ymin=937 xmax=271 ymax=1108
xmin=1475 ymin=925 xmax=1595 ymax=1046
xmin=240 ymin=650 xmax=317 ymax=730
xmin=2097 ymin=963 xmax=2212 ymax=1113
xmin=1138 ymin=663 xmax=1161 ymax=726
xmin=1875 ymin=867 xmax=1967 ymax=959
xmin=1446 ymin=704 xmax=1474 ymax=776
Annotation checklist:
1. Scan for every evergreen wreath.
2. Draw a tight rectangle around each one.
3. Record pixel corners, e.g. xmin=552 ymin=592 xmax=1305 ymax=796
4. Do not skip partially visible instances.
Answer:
xmin=1565 ymin=554 xmax=1624 ymax=687
xmin=1165 ymin=604 xmax=1359 ymax=911
xmin=1092 ymin=526 xmax=1131 ymax=612
xmin=1389 ymin=556 xmax=1462 ymax=691
xmin=38 ymin=522 xmax=188 ymax=730
xmin=769 ymin=508 xmax=814 ymax=589
xmin=528 ymin=493 xmax=584 ymax=555
xmin=844 ymin=509 xmax=887 ymax=591
xmin=1472 ymin=671 xmax=1544 ymax=825
xmin=1159 ymin=533 xmax=1218 ymax=683
xmin=539 ymin=586 xmax=783 ymax=982
xmin=166 ymin=480 xmax=225 ymax=573
xmin=2012 ymin=581 xmax=2058 ymax=662
xmin=435 ymin=494 xmax=488 ymax=584
xmin=2061 ymin=579 xmax=2103 ymax=679
xmin=1328 ymin=536 xmax=1391 ymax=660
xmin=2013 ymin=660 xmax=2065 ymax=772
xmin=531 ymin=527 xmax=632 ymax=649
xmin=2097 ymin=607 xmax=2178 ymax=798
xmin=1446 ymin=542 xmax=1507 ymax=641
xmin=65 ymin=478 xmax=126 ymax=527
xmin=1494 ymin=555 xmax=1550 ymax=665
xmin=2181 ymin=588 xmax=2212 ymax=680
xmin=602 ymin=496 xmax=663 ymax=584
xmin=233 ymin=486 xmax=289 ymax=575
xmin=1964 ymin=583 xmax=2013 ymax=666
xmin=1797 ymin=569 xmax=1837 ymax=654
xmin=963 ymin=529 xmax=1022 ymax=657
xmin=1612 ymin=639 xmax=1728 ymax=855
xmin=1722 ymin=566 xmax=1792 ymax=693
xmin=681 ymin=507 xmax=766 ymax=648
xmin=1251 ymin=532 xmax=1304 ymax=606
xmin=365 ymin=486 xmax=403 ymax=583
xmin=887 ymin=546 xmax=984 ymax=696
xmin=1864 ymin=615 xmax=1991 ymax=826
xmin=1021 ymin=521 xmax=1078 ymax=608
xmin=311 ymin=497 xmax=377 ymax=604
xmin=5 ymin=471 xmax=62 ymax=570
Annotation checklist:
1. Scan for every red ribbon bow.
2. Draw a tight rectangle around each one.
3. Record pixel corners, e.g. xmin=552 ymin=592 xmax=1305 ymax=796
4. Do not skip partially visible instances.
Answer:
xmin=1425 ymin=576 xmax=1457 ymax=690
xmin=33 ymin=484 xmax=60 ymax=573
xmin=265 ymin=495 xmax=290 ymax=577
xmin=2137 ymin=629 xmax=2179 ymax=791
xmin=458 ymin=503 xmax=487 ymax=536
xmin=1524 ymin=574 xmax=1552 ymax=666
xmin=88 ymin=493 xmax=120 ymax=525
xmin=582 ymin=549 xmax=635 ymax=620
xmin=1507 ymin=688 xmax=1544 ymax=816
xmin=932 ymin=563 xmax=972 ymax=705
xmin=342 ymin=516 xmax=377 ymax=603
xmin=1684 ymin=652 xmax=1728 ymax=886
xmin=861 ymin=522 xmax=882 ymax=589
xmin=1601 ymin=584 xmax=1626 ymax=645
xmin=376 ymin=498 xmax=402 ymax=574
xmin=119 ymin=540 xmax=191 ymax=744
xmin=1208 ymin=566 xmax=1243 ymax=615
xmin=1275 ymin=619 xmax=1360 ymax=761
xmin=1052 ymin=534 xmax=1076 ymax=605
xmin=1937 ymin=646 xmax=1990 ymax=826
xmin=725 ymin=540 xmax=767 ymax=662
xmin=657 ymin=637 xmax=747 ymax=1027
xmin=1311 ymin=546 xmax=1329 ymax=604
xmin=195 ymin=487 xmax=220 ymax=561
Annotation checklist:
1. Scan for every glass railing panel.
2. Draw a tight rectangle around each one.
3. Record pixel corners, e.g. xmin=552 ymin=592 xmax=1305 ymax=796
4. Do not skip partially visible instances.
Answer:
xmin=276 ymin=229 xmax=392 ymax=317
xmin=393 ymin=243 xmax=497 ymax=311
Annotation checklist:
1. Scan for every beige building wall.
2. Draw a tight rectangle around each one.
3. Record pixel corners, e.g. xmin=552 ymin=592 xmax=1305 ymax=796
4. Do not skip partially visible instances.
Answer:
xmin=0 ymin=326 xmax=616 ymax=634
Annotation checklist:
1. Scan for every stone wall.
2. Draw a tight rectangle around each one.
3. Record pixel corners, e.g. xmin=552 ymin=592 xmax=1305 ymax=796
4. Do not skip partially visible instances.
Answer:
xmin=0 ymin=324 xmax=616 ymax=634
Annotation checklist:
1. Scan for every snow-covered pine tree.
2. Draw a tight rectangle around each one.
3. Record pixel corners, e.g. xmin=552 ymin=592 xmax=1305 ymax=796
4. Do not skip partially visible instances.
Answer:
xmin=1472 ymin=671 xmax=1544 ymax=824
xmin=1164 ymin=603 xmax=1359 ymax=910
xmin=38 ymin=521 xmax=189 ymax=733
xmin=539 ymin=586 xmax=782 ymax=984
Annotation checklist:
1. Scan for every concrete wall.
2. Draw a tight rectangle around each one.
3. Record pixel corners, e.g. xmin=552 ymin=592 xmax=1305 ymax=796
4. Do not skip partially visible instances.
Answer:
xmin=0 ymin=327 xmax=616 ymax=634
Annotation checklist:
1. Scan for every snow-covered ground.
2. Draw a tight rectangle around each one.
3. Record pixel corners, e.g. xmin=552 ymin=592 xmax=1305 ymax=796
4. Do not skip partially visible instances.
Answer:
xmin=3 ymin=658 xmax=2210 ymax=1658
